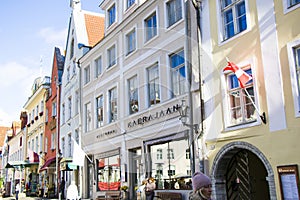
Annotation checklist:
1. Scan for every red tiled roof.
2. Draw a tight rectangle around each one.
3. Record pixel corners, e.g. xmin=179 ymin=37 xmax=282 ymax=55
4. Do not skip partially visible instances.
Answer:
xmin=84 ymin=14 xmax=105 ymax=47
xmin=0 ymin=126 xmax=10 ymax=147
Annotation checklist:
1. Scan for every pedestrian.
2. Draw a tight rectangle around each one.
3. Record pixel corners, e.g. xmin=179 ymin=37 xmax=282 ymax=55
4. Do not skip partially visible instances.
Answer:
xmin=145 ymin=177 xmax=156 ymax=200
xmin=66 ymin=181 xmax=79 ymax=200
xmin=189 ymin=172 xmax=212 ymax=200
xmin=137 ymin=179 xmax=147 ymax=200
xmin=15 ymin=183 xmax=20 ymax=200
xmin=60 ymin=177 xmax=66 ymax=199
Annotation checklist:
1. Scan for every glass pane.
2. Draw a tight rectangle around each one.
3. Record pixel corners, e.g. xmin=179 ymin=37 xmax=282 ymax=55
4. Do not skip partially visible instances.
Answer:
xmin=236 ymin=2 xmax=247 ymax=32
xmin=149 ymin=139 xmax=192 ymax=190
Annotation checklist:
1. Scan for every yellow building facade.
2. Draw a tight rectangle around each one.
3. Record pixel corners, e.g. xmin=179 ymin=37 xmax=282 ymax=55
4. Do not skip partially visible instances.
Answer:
xmin=201 ymin=0 xmax=300 ymax=199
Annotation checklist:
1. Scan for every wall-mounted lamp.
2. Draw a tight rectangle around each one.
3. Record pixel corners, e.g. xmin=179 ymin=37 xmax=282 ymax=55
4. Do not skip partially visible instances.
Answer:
xmin=179 ymin=99 xmax=199 ymax=133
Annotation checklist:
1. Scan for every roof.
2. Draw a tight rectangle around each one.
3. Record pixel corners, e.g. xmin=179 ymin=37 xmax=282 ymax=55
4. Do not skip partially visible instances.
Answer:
xmin=0 ymin=126 xmax=10 ymax=147
xmin=84 ymin=13 xmax=105 ymax=47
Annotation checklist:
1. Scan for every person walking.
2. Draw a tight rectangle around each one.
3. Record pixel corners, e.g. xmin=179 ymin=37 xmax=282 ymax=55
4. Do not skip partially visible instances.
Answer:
xmin=15 ymin=183 xmax=20 ymax=200
xmin=60 ymin=177 xmax=66 ymax=199
xmin=145 ymin=177 xmax=156 ymax=200
xmin=189 ymin=172 xmax=213 ymax=200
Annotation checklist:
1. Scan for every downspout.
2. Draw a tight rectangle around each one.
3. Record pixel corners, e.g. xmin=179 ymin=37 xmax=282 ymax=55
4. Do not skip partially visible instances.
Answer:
xmin=191 ymin=0 xmax=205 ymax=173
xmin=185 ymin=0 xmax=196 ymax=176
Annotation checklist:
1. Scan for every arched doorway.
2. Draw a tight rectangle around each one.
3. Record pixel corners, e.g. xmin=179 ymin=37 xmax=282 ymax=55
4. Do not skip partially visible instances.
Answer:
xmin=211 ymin=142 xmax=277 ymax=200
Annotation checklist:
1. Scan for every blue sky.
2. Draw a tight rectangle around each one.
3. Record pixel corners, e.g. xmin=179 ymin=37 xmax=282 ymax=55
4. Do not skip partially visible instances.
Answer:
xmin=0 ymin=0 xmax=102 ymax=126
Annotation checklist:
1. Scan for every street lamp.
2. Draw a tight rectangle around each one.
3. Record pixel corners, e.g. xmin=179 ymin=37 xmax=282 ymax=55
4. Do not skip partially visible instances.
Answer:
xmin=178 ymin=99 xmax=199 ymax=175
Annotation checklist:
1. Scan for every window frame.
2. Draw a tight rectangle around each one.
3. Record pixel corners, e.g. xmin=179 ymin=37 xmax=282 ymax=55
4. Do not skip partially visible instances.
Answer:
xmin=84 ymin=65 xmax=91 ymax=85
xmin=128 ymin=75 xmax=139 ymax=115
xmin=109 ymin=87 xmax=118 ymax=123
xmin=283 ymin=0 xmax=300 ymax=13
xmin=169 ymin=49 xmax=187 ymax=97
xmin=125 ymin=27 xmax=137 ymax=56
xmin=147 ymin=64 xmax=161 ymax=107
xmin=144 ymin=11 xmax=158 ymax=43
xmin=107 ymin=44 xmax=117 ymax=69
xmin=165 ymin=0 xmax=183 ymax=28
xmin=96 ymin=95 xmax=104 ymax=128
xmin=223 ymin=64 xmax=260 ymax=128
xmin=107 ymin=3 xmax=116 ymax=27
xmin=287 ymin=39 xmax=300 ymax=117
xmin=95 ymin=56 xmax=103 ymax=78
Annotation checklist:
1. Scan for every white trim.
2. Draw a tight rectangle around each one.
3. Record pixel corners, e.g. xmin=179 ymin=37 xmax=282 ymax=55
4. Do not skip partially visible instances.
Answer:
xmin=124 ymin=24 xmax=138 ymax=58
xmin=287 ymin=39 xmax=300 ymax=117
xmin=143 ymin=7 xmax=159 ymax=45
xmin=256 ymin=0 xmax=287 ymax=131
xmin=282 ymin=0 xmax=300 ymax=14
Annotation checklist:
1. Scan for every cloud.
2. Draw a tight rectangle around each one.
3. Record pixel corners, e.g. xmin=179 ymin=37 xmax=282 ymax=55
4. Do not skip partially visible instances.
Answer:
xmin=38 ymin=27 xmax=67 ymax=47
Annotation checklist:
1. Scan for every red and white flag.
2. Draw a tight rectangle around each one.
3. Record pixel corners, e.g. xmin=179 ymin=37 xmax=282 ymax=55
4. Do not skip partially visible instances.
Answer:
xmin=223 ymin=61 xmax=252 ymax=88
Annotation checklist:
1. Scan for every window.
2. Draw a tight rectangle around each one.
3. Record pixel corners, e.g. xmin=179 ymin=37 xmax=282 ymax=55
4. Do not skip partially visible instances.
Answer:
xmin=109 ymin=88 xmax=118 ymax=122
xmin=75 ymin=91 xmax=79 ymax=114
xmin=96 ymin=95 xmax=104 ymax=128
xmin=145 ymin=12 xmax=157 ymax=42
xmin=287 ymin=40 xmax=300 ymax=116
xmin=62 ymin=137 xmax=65 ymax=156
xmin=225 ymin=67 xmax=255 ymax=125
xmin=108 ymin=4 xmax=116 ymax=27
xmin=45 ymin=137 xmax=48 ymax=153
xmin=84 ymin=102 xmax=92 ymax=132
xmin=185 ymin=149 xmax=190 ymax=159
xmin=95 ymin=56 xmax=102 ymax=77
xmin=68 ymin=96 xmax=72 ymax=120
xmin=75 ymin=129 xmax=79 ymax=144
xmin=67 ymin=66 xmax=70 ymax=81
xmin=288 ymin=0 xmax=300 ymax=7
xmin=128 ymin=76 xmax=139 ymax=114
xmin=148 ymin=64 xmax=160 ymax=106
xmin=221 ymin=0 xmax=247 ymax=40
xmin=166 ymin=0 xmax=182 ymax=27
xmin=96 ymin=155 xmax=120 ymax=191
xmin=167 ymin=148 xmax=174 ymax=159
xmin=70 ymin=39 xmax=74 ymax=60
xmin=72 ymin=60 xmax=76 ymax=76
xmin=157 ymin=149 xmax=163 ymax=160
xmin=62 ymin=104 xmax=65 ymax=124
xmin=52 ymin=102 xmax=57 ymax=117
xmin=126 ymin=29 xmax=136 ymax=55
xmin=148 ymin=138 xmax=191 ymax=190
xmin=51 ymin=132 xmax=56 ymax=150
xmin=68 ymin=134 xmax=72 ymax=157
xmin=84 ymin=65 xmax=91 ymax=84
xmin=126 ymin=0 xmax=135 ymax=9
xmin=170 ymin=50 xmax=186 ymax=97
xmin=107 ymin=45 xmax=116 ymax=68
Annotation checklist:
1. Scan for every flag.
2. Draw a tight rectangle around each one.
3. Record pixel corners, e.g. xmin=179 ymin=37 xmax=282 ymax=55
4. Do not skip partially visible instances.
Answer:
xmin=223 ymin=61 xmax=252 ymax=88
xmin=71 ymin=141 xmax=86 ymax=166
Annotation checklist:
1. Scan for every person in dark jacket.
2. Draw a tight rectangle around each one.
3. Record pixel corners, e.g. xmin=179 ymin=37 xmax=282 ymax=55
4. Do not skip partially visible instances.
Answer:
xmin=189 ymin=172 xmax=212 ymax=200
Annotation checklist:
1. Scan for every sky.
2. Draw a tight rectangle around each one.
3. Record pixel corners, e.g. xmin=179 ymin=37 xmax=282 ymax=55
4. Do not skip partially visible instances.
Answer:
xmin=0 ymin=0 xmax=103 ymax=126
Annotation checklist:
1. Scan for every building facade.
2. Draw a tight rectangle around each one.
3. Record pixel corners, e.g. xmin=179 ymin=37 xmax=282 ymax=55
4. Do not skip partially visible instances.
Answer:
xmin=59 ymin=0 xmax=104 ymax=197
xmin=200 ymin=0 xmax=300 ymax=199
xmin=79 ymin=0 xmax=200 ymax=199
xmin=41 ymin=47 xmax=65 ymax=197
xmin=23 ymin=76 xmax=50 ymax=195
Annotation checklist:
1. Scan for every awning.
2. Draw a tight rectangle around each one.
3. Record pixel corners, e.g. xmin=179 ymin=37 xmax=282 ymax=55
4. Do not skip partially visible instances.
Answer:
xmin=5 ymin=160 xmax=38 ymax=168
xmin=60 ymin=158 xmax=76 ymax=171
xmin=39 ymin=157 xmax=56 ymax=172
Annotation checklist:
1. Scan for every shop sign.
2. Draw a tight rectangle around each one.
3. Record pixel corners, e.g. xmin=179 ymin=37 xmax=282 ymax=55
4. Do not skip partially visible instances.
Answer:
xmin=127 ymin=104 xmax=180 ymax=128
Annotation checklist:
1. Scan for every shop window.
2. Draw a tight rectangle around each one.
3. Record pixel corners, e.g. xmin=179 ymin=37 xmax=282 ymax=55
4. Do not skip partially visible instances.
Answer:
xmin=96 ymin=155 xmax=121 ymax=191
xmin=147 ymin=137 xmax=192 ymax=190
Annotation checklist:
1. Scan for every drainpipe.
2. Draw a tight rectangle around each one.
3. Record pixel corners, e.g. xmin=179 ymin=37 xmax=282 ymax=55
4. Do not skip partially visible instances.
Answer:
xmin=185 ymin=0 xmax=196 ymax=176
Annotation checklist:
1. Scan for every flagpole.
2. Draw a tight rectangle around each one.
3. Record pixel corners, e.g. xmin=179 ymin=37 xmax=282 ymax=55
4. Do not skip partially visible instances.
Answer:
xmin=243 ymin=88 xmax=267 ymax=124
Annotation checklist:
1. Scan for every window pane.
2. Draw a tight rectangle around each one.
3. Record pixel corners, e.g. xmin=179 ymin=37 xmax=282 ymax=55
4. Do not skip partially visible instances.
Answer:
xmin=97 ymin=155 xmax=120 ymax=191
xmin=236 ymin=2 xmax=247 ymax=32
xmin=149 ymin=139 xmax=192 ymax=190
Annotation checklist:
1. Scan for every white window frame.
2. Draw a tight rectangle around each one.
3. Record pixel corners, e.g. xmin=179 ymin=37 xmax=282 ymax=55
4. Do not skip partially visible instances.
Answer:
xmin=287 ymin=39 xmax=300 ymax=117
xmin=107 ymin=44 xmax=117 ymax=69
xmin=169 ymin=49 xmax=186 ymax=97
xmin=216 ymin=0 xmax=250 ymax=44
xmin=222 ymin=63 xmax=260 ymax=129
xmin=96 ymin=95 xmax=104 ymax=128
xmin=144 ymin=9 xmax=158 ymax=43
xmin=283 ymin=0 xmax=300 ymax=14
xmin=125 ymin=0 xmax=136 ymax=10
xmin=147 ymin=63 xmax=161 ymax=107
xmin=107 ymin=3 xmax=116 ymax=28
xmin=108 ymin=87 xmax=118 ymax=123
xmin=95 ymin=56 xmax=103 ymax=78
xmin=84 ymin=65 xmax=91 ymax=85
xmin=128 ymin=75 xmax=139 ymax=115
xmin=165 ymin=0 xmax=183 ymax=28
xmin=125 ymin=27 xmax=137 ymax=56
